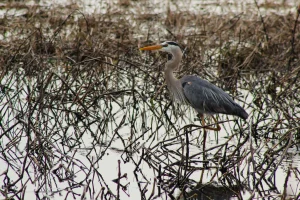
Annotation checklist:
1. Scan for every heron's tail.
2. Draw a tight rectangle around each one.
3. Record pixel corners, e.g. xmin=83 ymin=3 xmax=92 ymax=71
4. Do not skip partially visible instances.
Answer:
xmin=236 ymin=106 xmax=248 ymax=120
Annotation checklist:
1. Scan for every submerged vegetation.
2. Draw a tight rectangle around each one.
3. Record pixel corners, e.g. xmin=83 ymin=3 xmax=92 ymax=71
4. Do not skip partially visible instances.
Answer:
xmin=0 ymin=1 xmax=299 ymax=199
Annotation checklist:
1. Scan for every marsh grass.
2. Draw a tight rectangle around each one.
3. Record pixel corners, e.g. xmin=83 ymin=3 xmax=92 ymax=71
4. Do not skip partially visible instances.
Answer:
xmin=0 ymin=1 xmax=299 ymax=199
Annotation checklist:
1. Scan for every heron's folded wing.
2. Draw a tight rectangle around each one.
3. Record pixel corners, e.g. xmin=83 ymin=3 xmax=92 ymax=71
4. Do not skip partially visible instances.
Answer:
xmin=181 ymin=76 xmax=237 ymax=115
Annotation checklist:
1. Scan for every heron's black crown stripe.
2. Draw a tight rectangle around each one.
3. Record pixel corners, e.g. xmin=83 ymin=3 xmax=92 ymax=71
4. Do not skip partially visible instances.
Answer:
xmin=167 ymin=41 xmax=179 ymax=46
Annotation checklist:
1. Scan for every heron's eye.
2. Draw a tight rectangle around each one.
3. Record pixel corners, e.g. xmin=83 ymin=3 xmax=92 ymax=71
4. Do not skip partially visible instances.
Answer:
xmin=162 ymin=43 xmax=168 ymax=47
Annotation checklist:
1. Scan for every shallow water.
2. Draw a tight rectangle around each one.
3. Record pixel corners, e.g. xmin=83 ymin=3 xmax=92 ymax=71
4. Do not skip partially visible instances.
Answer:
xmin=0 ymin=0 xmax=299 ymax=200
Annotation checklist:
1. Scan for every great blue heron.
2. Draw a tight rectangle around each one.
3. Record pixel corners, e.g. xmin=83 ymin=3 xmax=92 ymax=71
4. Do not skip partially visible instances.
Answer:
xmin=140 ymin=41 xmax=248 ymax=131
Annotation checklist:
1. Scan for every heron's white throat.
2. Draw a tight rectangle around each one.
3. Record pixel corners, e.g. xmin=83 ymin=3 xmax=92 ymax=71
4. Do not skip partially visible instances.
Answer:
xmin=164 ymin=51 xmax=187 ymax=104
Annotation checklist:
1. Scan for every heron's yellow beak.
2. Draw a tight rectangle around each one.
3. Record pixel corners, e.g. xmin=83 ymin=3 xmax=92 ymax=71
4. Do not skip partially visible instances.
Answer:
xmin=139 ymin=45 xmax=162 ymax=51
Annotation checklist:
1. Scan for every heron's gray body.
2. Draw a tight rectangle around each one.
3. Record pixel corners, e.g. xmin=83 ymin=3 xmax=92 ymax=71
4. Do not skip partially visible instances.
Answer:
xmin=181 ymin=75 xmax=248 ymax=119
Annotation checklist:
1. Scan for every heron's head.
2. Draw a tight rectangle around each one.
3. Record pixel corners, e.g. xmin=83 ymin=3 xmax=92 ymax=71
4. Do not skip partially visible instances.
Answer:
xmin=140 ymin=41 xmax=182 ymax=58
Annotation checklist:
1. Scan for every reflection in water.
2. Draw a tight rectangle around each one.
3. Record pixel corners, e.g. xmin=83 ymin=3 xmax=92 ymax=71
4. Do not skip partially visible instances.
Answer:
xmin=179 ymin=183 xmax=242 ymax=200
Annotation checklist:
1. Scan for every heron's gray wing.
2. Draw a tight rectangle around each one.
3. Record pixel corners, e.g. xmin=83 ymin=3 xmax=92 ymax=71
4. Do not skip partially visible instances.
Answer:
xmin=181 ymin=75 xmax=246 ymax=117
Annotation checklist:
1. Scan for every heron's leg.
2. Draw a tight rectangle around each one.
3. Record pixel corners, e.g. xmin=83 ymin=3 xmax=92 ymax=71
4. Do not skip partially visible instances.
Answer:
xmin=198 ymin=114 xmax=221 ymax=131
xmin=200 ymin=114 xmax=207 ymax=184
xmin=197 ymin=115 xmax=221 ymax=182
xmin=200 ymin=114 xmax=207 ymax=149
xmin=210 ymin=115 xmax=221 ymax=131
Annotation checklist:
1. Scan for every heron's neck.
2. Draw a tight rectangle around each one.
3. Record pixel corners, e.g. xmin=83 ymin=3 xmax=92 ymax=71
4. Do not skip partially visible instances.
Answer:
xmin=164 ymin=52 xmax=182 ymax=84
xmin=164 ymin=53 xmax=185 ymax=102
xmin=165 ymin=63 xmax=178 ymax=86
